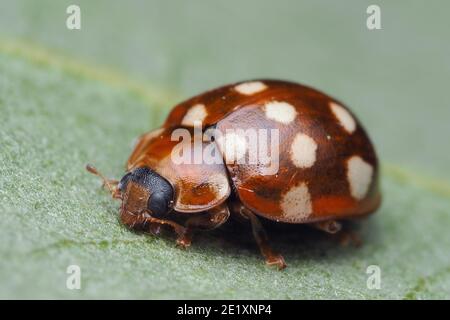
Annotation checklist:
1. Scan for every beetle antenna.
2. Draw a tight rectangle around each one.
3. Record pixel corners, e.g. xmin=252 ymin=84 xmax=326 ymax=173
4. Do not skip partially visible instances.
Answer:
xmin=86 ymin=164 xmax=118 ymax=196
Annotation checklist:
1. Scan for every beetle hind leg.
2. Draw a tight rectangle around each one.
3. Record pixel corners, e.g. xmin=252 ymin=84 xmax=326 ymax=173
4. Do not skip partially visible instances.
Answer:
xmin=239 ymin=207 xmax=286 ymax=270
xmin=311 ymin=220 xmax=342 ymax=234
xmin=311 ymin=220 xmax=361 ymax=247
xmin=334 ymin=229 xmax=362 ymax=247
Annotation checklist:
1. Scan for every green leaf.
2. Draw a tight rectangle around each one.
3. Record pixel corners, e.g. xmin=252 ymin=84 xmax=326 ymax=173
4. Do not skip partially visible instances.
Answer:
xmin=1 ymin=43 xmax=450 ymax=300
xmin=1 ymin=1 xmax=450 ymax=299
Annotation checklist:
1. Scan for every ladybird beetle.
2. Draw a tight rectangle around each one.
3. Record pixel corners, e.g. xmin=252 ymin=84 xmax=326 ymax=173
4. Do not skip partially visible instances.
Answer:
xmin=87 ymin=79 xmax=381 ymax=269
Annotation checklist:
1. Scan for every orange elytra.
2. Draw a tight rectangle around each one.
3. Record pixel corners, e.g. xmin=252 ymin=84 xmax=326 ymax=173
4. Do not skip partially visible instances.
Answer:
xmin=87 ymin=79 xmax=381 ymax=269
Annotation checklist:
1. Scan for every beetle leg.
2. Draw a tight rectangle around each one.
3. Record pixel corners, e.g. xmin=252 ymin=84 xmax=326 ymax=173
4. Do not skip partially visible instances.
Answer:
xmin=86 ymin=164 xmax=121 ymax=199
xmin=228 ymin=201 xmax=250 ymax=223
xmin=148 ymin=223 xmax=162 ymax=236
xmin=310 ymin=220 xmax=362 ymax=247
xmin=334 ymin=229 xmax=362 ymax=247
xmin=176 ymin=203 xmax=231 ymax=249
xmin=143 ymin=215 xmax=187 ymax=239
xmin=240 ymin=208 xmax=286 ymax=270
xmin=121 ymin=209 xmax=187 ymax=239
xmin=311 ymin=220 xmax=342 ymax=234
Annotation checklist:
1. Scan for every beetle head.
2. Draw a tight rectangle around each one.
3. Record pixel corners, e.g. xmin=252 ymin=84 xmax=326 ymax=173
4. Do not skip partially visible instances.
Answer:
xmin=118 ymin=167 xmax=174 ymax=218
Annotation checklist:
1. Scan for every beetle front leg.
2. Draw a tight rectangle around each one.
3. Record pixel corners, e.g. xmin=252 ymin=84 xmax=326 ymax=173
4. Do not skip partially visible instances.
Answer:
xmin=239 ymin=207 xmax=287 ymax=270
xmin=120 ymin=210 xmax=186 ymax=240
xmin=176 ymin=203 xmax=231 ymax=249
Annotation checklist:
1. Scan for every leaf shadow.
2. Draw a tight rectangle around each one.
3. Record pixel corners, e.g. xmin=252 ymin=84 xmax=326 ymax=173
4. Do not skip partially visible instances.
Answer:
xmin=151 ymin=215 xmax=383 ymax=268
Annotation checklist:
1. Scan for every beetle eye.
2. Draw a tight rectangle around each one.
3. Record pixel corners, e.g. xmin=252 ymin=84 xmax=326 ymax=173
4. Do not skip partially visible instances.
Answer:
xmin=147 ymin=191 xmax=170 ymax=218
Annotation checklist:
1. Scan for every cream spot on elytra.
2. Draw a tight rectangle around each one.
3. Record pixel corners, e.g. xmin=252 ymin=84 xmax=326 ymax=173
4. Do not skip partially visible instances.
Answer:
xmin=264 ymin=101 xmax=297 ymax=124
xmin=290 ymin=133 xmax=317 ymax=168
xmin=216 ymin=132 xmax=248 ymax=163
xmin=330 ymin=102 xmax=356 ymax=134
xmin=234 ymin=81 xmax=267 ymax=95
xmin=347 ymin=156 xmax=373 ymax=200
xmin=181 ymin=104 xmax=207 ymax=127
xmin=281 ymin=182 xmax=313 ymax=221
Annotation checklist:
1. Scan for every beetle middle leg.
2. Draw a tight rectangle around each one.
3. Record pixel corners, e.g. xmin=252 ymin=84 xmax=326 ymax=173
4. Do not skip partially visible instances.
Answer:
xmin=236 ymin=206 xmax=287 ymax=270
xmin=175 ymin=203 xmax=231 ymax=249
